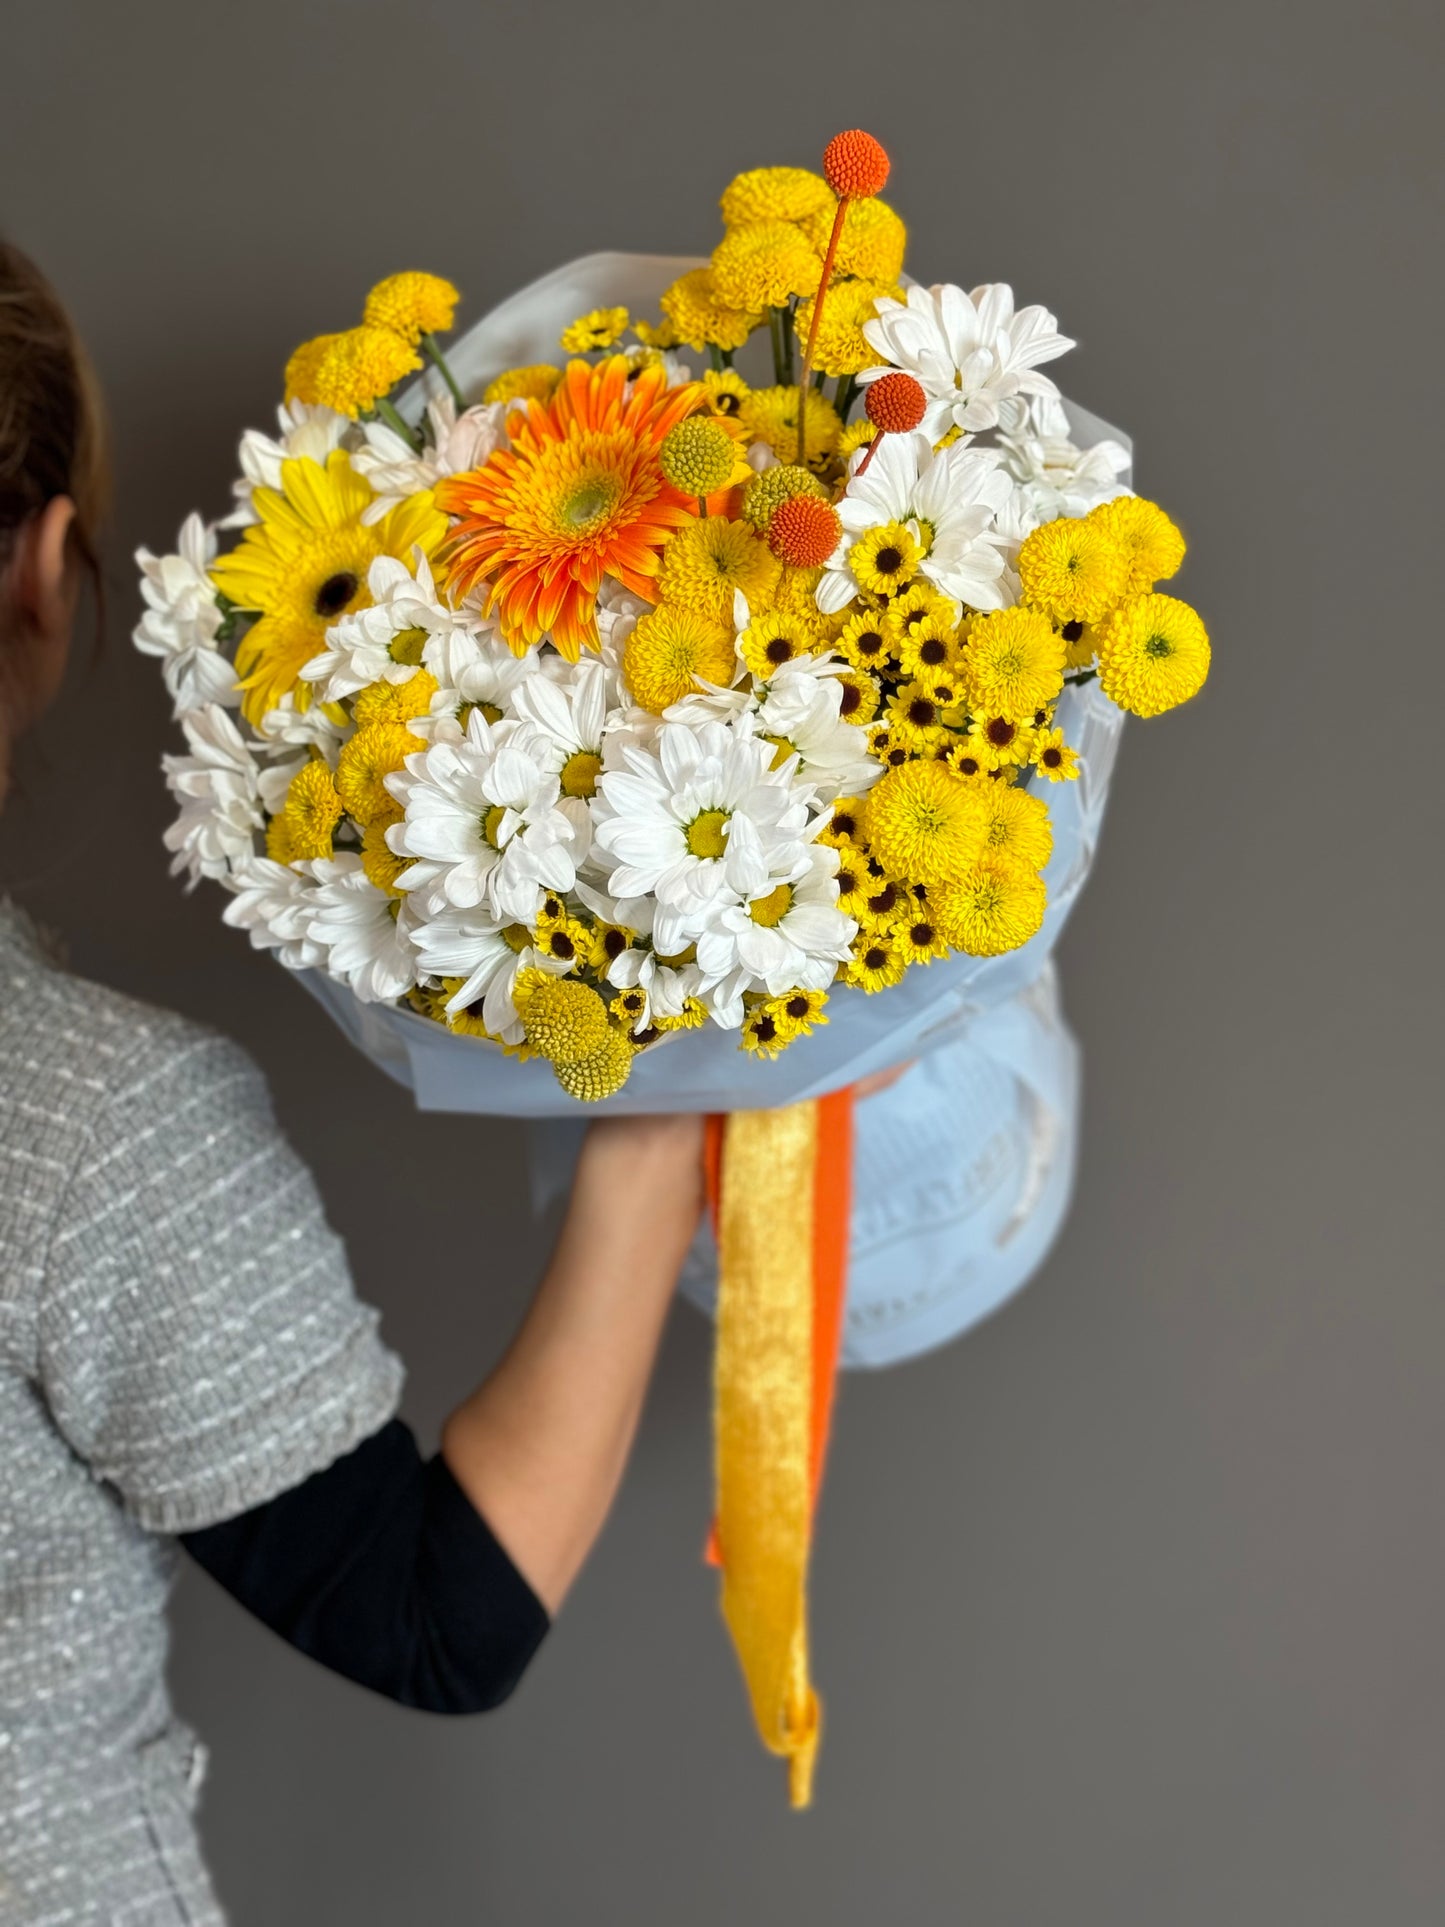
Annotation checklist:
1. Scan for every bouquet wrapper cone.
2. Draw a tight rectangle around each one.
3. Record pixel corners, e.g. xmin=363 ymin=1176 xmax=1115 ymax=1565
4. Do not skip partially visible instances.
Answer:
xmin=295 ymin=255 xmax=1131 ymax=1804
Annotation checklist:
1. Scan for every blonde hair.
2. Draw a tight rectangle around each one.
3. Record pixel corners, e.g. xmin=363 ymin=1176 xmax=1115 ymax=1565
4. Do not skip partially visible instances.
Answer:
xmin=0 ymin=239 xmax=109 ymax=637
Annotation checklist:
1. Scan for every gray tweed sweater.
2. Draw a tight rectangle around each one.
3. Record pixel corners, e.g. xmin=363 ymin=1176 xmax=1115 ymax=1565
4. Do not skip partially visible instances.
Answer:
xmin=0 ymin=900 xmax=403 ymax=1924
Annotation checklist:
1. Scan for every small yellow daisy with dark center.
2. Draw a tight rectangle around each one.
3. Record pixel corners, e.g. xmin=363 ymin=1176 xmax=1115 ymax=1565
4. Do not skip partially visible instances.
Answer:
xmin=532 ymin=912 xmax=589 ymax=971
xmin=701 ymin=368 xmax=750 ymax=420
xmin=835 ymin=669 xmax=879 ymax=726
xmin=894 ymin=907 xmax=948 ymax=965
xmin=850 ymin=522 xmax=921 ymax=598
xmin=884 ymin=681 xmax=948 ymax=752
xmin=818 ymin=796 xmax=870 ymax=848
xmin=968 ymin=714 xmax=1032 ymax=768
xmin=843 ymin=928 xmax=907 ymax=993
xmin=740 ymin=1004 xmax=790 ymax=1058
xmin=860 ymin=866 xmax=905 ymax=926
xmin=586 ymin=920 xmax=635 ymax=971
xmin=1033 ymin=728 xmax=1080 ymax=782
xmin=886 ymin=583 xmax=953 ymax=648
xmin=938 ymin=740 xmax=990 ymax=780
xmin=559 ymin=306 xmax=630 ymax=355
xmin=835 ymin=609 xmax=895 ymax=673
xmin=739 ymin=609 xmax=819 ymax=680
xmin=610 ymin=988 xmax=649 ymax=1031
xmin=775 ymin=987 xmax=829 ymax=1036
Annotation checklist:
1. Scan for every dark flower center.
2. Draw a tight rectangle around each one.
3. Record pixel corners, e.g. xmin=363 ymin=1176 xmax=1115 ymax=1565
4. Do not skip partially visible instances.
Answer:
xmin=986 ymin=718 xmax=1015 ymax=747
xmin=857 ymin=630 xmax=884 ymax=657
xmin=754 ymin=1015 xmax=777 ymax=1043
xmin=548 ymin=933 xmax=575 ymax=961
xmin=1061 ymin=620 xmax=1084 ymax=642
xmin=907 ymin=698 xmax=936 ymax=728
xmin=786 ymin=995 xmax=810 ymax=1020
xmin=766 ymin=638 xmax=794 ymax=664
xmin=314 ymin=571 xmax=359 ymax=618
xmin=864 ymin=946 xmax=888 ymax=970
xmin=603 ymin=928 xmax=628 ymax=958
xmin=839 ymin=683 xmax=862 ymax=717
xmin=919 ymin=637 xmax=947 ymax=665
xmin=1042 ymin=747 xmax=1063 ymax=768
xmin=875 ymin=546 xmax=903 ymax=575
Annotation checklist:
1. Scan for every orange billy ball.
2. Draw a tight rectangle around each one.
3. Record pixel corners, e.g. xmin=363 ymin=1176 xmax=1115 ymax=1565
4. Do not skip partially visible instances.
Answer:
xmin=865 ymin=372 xmax=927 ymax=435
xmin=768 ymin=493 xmax=843 ymax=568
xmin=823 ymin=129 xmax=891 ymax=201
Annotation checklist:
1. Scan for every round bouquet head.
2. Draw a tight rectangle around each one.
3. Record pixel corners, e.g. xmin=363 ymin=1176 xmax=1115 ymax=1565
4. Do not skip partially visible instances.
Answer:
xmin=136 ymin=146 xmax=1207 ymax=1117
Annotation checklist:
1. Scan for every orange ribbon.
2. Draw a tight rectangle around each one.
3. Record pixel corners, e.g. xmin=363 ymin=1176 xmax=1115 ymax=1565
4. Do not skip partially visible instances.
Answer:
xmin=703 ymin=1088 xmax=854 ymax=1807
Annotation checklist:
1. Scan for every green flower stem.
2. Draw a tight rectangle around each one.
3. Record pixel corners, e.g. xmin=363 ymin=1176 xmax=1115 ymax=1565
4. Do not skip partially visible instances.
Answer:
xmin=767 ymin=307 xmax=788 ymax=386
xmin=422 ymin=332 xmax=465 ymax=409
xmin=812 ymin=369 xmax=827 ymax=391
xmin=374 ymin=397 xmax=422 ymax=450
xmin=708 ymin=343 xmax=725 ymax=374
xmin=1065 ymin=668 xmax=1098 ymax=687
xmin=835 ymin=373 xmax=859 ymax=420
xmin=697 ymin=495 xmax=708 ymax=518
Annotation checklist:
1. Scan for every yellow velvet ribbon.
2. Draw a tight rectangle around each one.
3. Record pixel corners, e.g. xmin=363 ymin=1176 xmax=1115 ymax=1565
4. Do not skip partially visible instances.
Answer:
xmin=713 ymin=1100 xmax=822 ymax=1809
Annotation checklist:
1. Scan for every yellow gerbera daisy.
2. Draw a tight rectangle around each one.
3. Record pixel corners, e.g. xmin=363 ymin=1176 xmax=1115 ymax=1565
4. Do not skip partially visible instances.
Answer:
xmin=482 ymin=364 xmax=562 ymax=406
xmin=1087 ymin=496 xmax=1186 ymax=594
xmin=361 ymin=809 xmax=408 ymax=894
xmin=310 ymin=325 xmax=422 ymax=419
xmin=738 ymin=608 xmax=820 ymax=680
xmin=720 ymin=166 xmax=834 ymax=229
xmin=933 ymin=856 xmax=1047 ymax=957
xmin=660 ymin=267 xmax=762 ymax=354
xmin=792 ymin=279 xmax=904 ymax=378
xmin=843 ymin=929 xmax=908 ymax=993
xmin=737 ymin=384 xmax=842 ymax=470
xmin=834 ymin=609 xmax=895 ymax=672
xmin=1033 ymin=728 xmax=1080 ymax=782
xmin=363 ymin=272 xmax=460 ymax=345
xmin=1096 ymin=594 xmax=1210 ymax=717
xmin=210 ymin=451 xmax=446 ymax=726
xmin=656 ymin=516 xmax=781 ymax=624
xmin=850 ymin=521 xmax=922 ymax=597
xmin=352 ymin=668 xmax=438 ymax=728
xmin=866 ymin=757 xmax=987 ymax=884
xmin=962 ymin=607 xmax=1067 ymax=721
xmin=280 ymin=758 xmax=343 ymax=861
xmin=1018 ymin=517 xmax=1129 ymax=625
xmin=799 ymin=197 xmax=907 ymax=283
xmin=978 ymin=783 xmax=1054 ymax=871
xmin=711 ymin=221 xmax=824 ymax=313
xmin=560 ymin=306 xmax=630 ymax=354
xmin=335 ymin=722 xmax=418 ymax=826
xmin=624 ymin=603 xmax=737 ymax=713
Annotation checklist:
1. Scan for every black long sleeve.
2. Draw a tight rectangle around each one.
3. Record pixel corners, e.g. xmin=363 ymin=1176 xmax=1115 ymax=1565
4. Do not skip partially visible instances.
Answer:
xmin=180 ymin=1419 xmax=548 ymax=1714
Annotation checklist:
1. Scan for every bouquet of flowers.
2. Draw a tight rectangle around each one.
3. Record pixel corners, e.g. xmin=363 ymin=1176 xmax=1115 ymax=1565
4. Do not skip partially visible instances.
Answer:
xmin=135 ymin=130 xmax=1210 ymax=1802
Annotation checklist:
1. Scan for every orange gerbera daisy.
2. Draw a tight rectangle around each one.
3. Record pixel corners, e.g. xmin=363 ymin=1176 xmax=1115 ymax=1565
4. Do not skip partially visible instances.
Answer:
xmin=437 ymin=356 xmax=703 ymax=660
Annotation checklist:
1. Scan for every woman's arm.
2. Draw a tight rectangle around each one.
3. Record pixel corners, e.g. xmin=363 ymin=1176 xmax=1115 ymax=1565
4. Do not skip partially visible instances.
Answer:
xmin=441 ymin=1112 xmax=706 ymax=1614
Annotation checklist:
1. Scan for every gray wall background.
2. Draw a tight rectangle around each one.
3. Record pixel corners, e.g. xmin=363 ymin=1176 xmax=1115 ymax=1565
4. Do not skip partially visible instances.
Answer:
xmin=3 ymin=2 xmax=1442 ymax=1921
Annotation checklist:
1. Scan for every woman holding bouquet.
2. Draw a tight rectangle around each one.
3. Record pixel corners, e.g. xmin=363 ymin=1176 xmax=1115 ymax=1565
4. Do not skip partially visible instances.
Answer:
xmin=0 ymin=241 xmax=704 ymax=1925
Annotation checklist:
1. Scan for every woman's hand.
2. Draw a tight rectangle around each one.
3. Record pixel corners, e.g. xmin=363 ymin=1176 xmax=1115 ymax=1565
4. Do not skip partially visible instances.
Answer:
xmin=441 ymin=1111 xmax=706 ymax=1615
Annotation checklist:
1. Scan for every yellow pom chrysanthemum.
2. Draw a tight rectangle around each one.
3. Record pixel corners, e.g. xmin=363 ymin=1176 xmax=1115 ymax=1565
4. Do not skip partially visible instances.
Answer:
xmin=963 ymin=607 xmax=1067 ymax=721
xmin=284 ymin=332 xmax=344 ymax=406
xmin=740 ymin=463 xmax=826 ymax=532
xmin=844 ymin=928 xmax=908 ymax=993
xmin=560 ymin=306 xmax=630 ymax=354
xmin=658 ymin=417 xmax=738 ymax=499
xmin=738 ymin=608 xmax=820 ymax=680
xmin=481 ymin=364 xmax=563 ymax=406
xmin=1096 ymin=593 xmax=1211 ymax=717
xmin=711 ymin=221 xmax=824 ymax=312
xmin=280 ymin=758 xmax=343 ymax=860
xmin=1018 ymin=517 xmax=1129 ymax=625
xmin=660 ymin=267 xmax=762 ymax=353
xmin=335 ymin=722 xmax=417 ymax=826
xmin=1033 ymin=728 xmax=1080 ymax=782
xmin=1087 ymin=496 xmax=1186 ymax=595
xmin=633 ymin=315 xmax=681 ymax=350
xmin=363 ymin=272 xmax=460 ymax=344
xmin=849 ymin=521 xmax=921 ymax=596
xmin=552 ymin=1025 xmax=635 ymax=1100
xmin=309 ymin=326 xmax=422 ymax=419
xmin=838 ymin=418 xmax=877 ymax=461
xmin=768 ymin=564 xmax=827 ymax=620
xmin=352 ymin=668 xmax=438 ymax=728
xmin=799 ymin=197 xmax=907 ymax=283
xmin=265 ymin=814 xmax=301 ymax=864
xmin=933 ymin=856 xmax=1047 ymax=957
xmin=513 ymin=970 xmax=611 ymax=1066
xmin=361 ymin=809 xmax=409 ymax=894
xmin=792 ymin=279 xmax=903 ymax=378
xmin=720 ymin=166 xmax=834 ymax=229
xmin=737 ymin=384 xmax=841 ymax=469
xmin=656 ymin=517 xmax=781 ymax=624
xmin=623 ymin=603 xmax=737 ymax=713
xmin=834 ymin=608 xmax=894 ymax=672
xmin=866 ymin=757 xmax=988 ymax=884
xmin=978 ymin=783 xmax=1054 ymax=871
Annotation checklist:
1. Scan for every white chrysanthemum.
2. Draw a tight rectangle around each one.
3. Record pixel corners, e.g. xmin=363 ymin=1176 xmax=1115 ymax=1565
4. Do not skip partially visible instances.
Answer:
xmin=995 ymin=393 xmax=1131 ymax=531
xmin=756 ymin=660 xmax=882 ymax=797
xmin=387 ymin=710 xmax=581 ymax=923
xmin=302 ymin=854 xmax=419 ymax=1003
xmin=351 ymin=395 xmax=512 ymax=524
xmin=223 ymin=401 xmax=350 ymax=528
xmin=694 ymin=846 xmax=853 ymax=1026
xmin=132 ymin=514 xmax=236 ymax=714
xmin=860 ymin=283 xmax=1074 ymax=440
xmin=255 ymin=691 xmax=347 ymax=764
xmin=411 ymin=626 xmax=539 ymax=745
xmin=222 ymin=855 xmax=326 ymax=970
xmin=301 ymin=553 xmax=469 ymax=704
xmin=819 ymin=431 xmax=1014 ymax=615
xmin=409 ymin=905 xmax=568 ymax=1044
xmin=591 ymin=716 xmax=816 ymax=955
xmin=256 ymin=751 xmax=306 ymax=819
xmin=162 ymin=704 xmax=263 ymax=883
